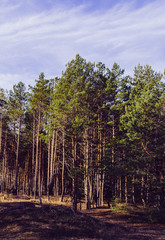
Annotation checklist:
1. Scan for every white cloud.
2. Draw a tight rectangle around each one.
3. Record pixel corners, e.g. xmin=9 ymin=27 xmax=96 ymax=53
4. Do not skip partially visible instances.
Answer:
xmin=0 ymin=0 xmax=165 ymax=90
xmin=0 ymin=73 xmax=36 ymax=91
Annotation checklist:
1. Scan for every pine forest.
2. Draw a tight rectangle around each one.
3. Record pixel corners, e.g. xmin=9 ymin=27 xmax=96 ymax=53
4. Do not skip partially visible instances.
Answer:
xmin=0 ymin=54 xmax=165 ymax=212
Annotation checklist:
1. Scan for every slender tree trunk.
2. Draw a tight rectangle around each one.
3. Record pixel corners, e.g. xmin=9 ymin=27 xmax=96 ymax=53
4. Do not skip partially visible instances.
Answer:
xmin=72 ymin=137 xmax=77 ymax=212
xmin=50 ymin=130 xmax=55 ymax=181
xmin=13 ymin=114 xmax=21 ymax=195
xmin=96 ymin=112 xmax=102 ymax=207
xmin=32 ymin=112 xmax=36 ymax=194
xmin=27 ymin=149 xmax=31 ymax=195
xmin=141 ymin=176 xmax=146 ymax=207
xmin=38 ymin=139 xmax=42 ymax=197
xmin=34 ymin=109 xmax=41 ymax=198
xmin=23 ymin=152 xmax=29 ymax=195
xmin=84 ymin=128 xmax=90 ymax=209
xmin=40 ymin=149 xmax=44 ymax=196
xmin=47 ymin=139 xmax=51 ymax=199
xmin=112 ymin=114 xmax=115 ymax=163
xmin=47 ymin=130 xmax=58 ymax=195
xmin=1 ymin=128 xmax=8 ymax=193
xmin=54 ymin=160 xmax=59 ymax=196
xmin=132 ymin=175 xmax=135 ymax=204
xmin=54 ymin=131 xmax=58 ymax=195
xmin=146 ymin=175 xmax=150 ymax=205
xmin=96 ymin=112 xmax=105 ymax=207
xmin=125 ymin=176 xmax=128 ymax=203
xmin=100 ymin=131 xmax=106 ymax=206
xmin=61 ymin=131 xmax=65 ymax=202
xmin=100 ymin=172 xmax=105 ymax=205
xmin=90 ymin=131 xmax=94 ymax=207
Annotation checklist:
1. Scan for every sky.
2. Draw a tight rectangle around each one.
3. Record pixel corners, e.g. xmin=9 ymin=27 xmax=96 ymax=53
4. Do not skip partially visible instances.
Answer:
xmin=0 ymin=0 xmax=165 ymax=90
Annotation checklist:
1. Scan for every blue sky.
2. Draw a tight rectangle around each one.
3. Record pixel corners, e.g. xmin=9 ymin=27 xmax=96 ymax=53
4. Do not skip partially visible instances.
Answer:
xmin=0 ymin=0 xmax=165 ymax=90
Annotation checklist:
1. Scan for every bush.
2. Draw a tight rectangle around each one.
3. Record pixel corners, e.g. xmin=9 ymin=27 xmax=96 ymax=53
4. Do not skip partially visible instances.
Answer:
xmin=110 ymin=198 xmax=127 ymax=213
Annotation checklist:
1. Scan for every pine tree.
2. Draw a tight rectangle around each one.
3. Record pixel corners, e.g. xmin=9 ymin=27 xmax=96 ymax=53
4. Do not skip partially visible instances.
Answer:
xmin=8 ymin=82 xmax=27 ymax=194
xmin=121 ymin=65 xmax=165 ymax=206
xmin=29 ymin=73 xmax=50 ymax=198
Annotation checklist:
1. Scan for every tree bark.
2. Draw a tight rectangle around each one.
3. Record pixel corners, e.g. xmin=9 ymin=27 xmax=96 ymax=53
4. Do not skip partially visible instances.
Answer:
xmin=38 ymin=139 xmax=42 ymax=197
xmin=72 ymin=137 xmax=77 ymax=212
xmin=1 ymin=128 xmax=8 ymax=193
xmin=84 ymin=128 xmax=91 ymax=209
xmin=141 ymin=176 xmax=146 ymax=207
xmin=125 ymin=176 xmax=128 ymax=203
xmin=61 ymin=131 xmax=65 ymax=202
xmin=47 ymin=139 xmax=51 ymax=199
xmin=34 ymin=108 xmax=41 ymax=198
xmin=112 ymin=114 xmax=115 ymax=163
xmin=32 ymin=111 xmax=36 ymax=194
xmin=132 ymin=175 xmax=135 ymax=204
xmin=13 ymin=114 xmax=21 ymax=195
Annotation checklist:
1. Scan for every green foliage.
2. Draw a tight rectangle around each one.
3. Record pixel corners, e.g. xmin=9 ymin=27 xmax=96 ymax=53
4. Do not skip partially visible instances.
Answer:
xmin=110 ymin=198 xmax=127 ymax=213
xmin=0 ymin=54 xmax=165 ymax=211
xmin=8 ymin=81 xmax=27 ymax=120
xmin=128 ymin=206 xmax=165 ymax=224
xmin=29 ymin=73 xmax=50 ymax=111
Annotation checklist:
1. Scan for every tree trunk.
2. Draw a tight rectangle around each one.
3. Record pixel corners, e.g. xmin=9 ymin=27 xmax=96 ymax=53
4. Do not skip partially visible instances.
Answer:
xmin=84 ymin=128 xmax=90 ymax=209
xmin=146 ymin=175 xmax=150 ymax=204
xmin=13 ymin=114 xmax=21 ymax=195
xmin=132 ymin=175 xmax=135 ymax=204
xmin=38 ymin=139 xmax=42 ymax=197
xmin=23 ymin=151 xmax=29 ymax=195
xmin=50 ymin=130 xmax=55 ymax=181
xmin=54 ymin=160 xmax=59 ymax=196
xmin=1 ymin=128 xmax=8 ymax=193
xmin=47 ymin=139 xmax=51 ymax=199
xmin=61 ymin=131 xmax=65 ymax=202
xmin=72 ymin=137 xmax=77 ymax=212
xmin=49 ymin=130 xmax=58 ymax=195
xmin=32 ymin=112 xmax=36 ymax=194
xmin=112 ymin=114 xmax=115 ymax=163
xmin=96 ymin=112 xmax=104 ymax=207
xmin=34 ymin=109 xmax=41 ymax=198
xmin=141 ymin=176 xmax=146 ymax=207
xmin=125 ymin=176 xmax=128 ymax=203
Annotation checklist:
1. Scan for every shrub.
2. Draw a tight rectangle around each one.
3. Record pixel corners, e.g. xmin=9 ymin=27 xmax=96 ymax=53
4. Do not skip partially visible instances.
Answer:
xmin=110 ymin=198 xmax=127 ymax=213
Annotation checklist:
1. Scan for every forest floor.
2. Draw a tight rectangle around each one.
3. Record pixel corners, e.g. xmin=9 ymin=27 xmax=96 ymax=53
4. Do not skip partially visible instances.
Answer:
xmin=82 ymin=206 xmax=165 ymax=240
xmin=0 ymin=194 xmax=164 ymax=240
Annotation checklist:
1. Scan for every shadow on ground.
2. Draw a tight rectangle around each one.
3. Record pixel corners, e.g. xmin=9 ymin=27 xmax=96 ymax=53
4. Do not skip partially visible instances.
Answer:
xmin=83 ymin=207 xmax=165 ymax=240
xmin=0 ymin=202 xmax=127 ymax=240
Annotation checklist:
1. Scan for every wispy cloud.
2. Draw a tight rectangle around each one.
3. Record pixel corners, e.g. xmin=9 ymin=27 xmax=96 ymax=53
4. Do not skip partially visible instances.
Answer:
xmin=0 ymin=0 xmax=165 ymax=90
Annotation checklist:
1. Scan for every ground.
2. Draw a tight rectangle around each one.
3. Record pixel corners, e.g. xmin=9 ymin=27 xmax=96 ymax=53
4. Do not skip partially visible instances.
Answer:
xmin=82 ymin=207 xmax=165 ymax=240
xmin=0 ymin=195 xmax=164 ymax=239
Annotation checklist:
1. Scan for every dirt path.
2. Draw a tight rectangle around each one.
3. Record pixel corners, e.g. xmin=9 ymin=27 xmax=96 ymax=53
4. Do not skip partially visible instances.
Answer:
xmin=82 ymin=207 xmax=165 ymax=240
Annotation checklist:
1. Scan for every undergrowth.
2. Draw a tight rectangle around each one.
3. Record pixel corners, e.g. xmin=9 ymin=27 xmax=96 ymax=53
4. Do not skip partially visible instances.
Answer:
xmin=144 ymin=206 xmax=165 ymax=223
xmin=110 ymin=198 xmax=128 ymax=214
xmin=110 ymin=198 xmax=165 ymax=224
